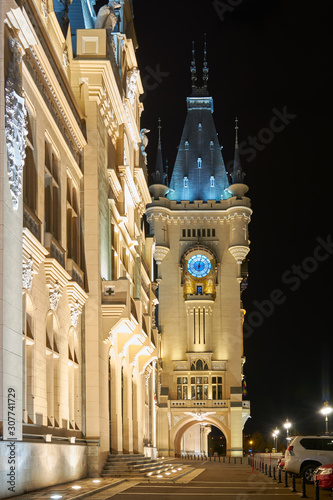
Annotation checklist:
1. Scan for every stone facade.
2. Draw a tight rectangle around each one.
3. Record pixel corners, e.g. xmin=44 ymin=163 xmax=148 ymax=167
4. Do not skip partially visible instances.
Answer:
xmin=0 ymin=0 xmax=157 ymax=497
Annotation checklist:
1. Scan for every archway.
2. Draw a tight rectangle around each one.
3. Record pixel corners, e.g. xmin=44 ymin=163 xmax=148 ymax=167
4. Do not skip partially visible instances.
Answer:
xmin=173 ymin=418 xmax=229 ymax=457
xmin=208 ymin=425 xmax=227 ymax=457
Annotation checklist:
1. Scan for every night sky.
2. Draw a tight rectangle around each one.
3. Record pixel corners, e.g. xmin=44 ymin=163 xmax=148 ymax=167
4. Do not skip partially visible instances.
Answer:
xmin=133 ymin=0 xmax=333 ymax=440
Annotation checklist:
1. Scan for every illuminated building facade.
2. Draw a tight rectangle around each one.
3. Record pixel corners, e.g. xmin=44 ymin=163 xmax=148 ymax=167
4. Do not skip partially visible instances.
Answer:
xmin=0 ymin=0 xmax=157 ymax=496
xmin=147 ymin=49 xmax=251 ymax=457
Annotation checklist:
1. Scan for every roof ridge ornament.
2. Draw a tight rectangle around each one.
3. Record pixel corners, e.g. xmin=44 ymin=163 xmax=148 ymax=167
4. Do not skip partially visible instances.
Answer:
xmin=202 ymin=33 xmax=209 ymax=89
xmin=190 ymin=41 xmax=197 ymax=92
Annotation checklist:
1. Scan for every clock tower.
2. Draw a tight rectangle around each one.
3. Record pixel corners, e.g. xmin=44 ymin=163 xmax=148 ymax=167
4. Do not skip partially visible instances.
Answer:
xmin=146 ymin=45 xmax=251 ymax=457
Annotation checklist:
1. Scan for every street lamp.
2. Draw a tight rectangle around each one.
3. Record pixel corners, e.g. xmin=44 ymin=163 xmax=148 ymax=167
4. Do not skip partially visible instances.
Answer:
xmin=320 ymin=401 xmax=333 ymax=434
xmin=272 ymin=427 xmax=279 ymax=452
xmin=284 ymin=418 xmax=292 ymax=442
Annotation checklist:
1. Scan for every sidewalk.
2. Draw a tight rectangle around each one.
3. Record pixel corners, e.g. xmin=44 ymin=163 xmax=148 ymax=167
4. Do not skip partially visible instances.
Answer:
xmin=6 ymin=463 xmax=194 ymax=500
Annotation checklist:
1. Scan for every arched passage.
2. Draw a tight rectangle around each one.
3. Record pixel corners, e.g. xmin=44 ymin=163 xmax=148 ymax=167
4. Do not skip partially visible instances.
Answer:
xmin=208 ymin=425 xmax=227 ymax=457
xmin=173 ymin=417 xmax=229 ymax=457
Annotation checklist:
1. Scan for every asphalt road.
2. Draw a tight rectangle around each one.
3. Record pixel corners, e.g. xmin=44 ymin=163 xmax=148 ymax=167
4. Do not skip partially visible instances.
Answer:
xmin=102 ymin=459 xmax=333 ymax=500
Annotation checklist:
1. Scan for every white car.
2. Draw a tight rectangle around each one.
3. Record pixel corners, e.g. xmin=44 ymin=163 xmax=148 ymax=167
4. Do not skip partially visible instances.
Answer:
xmin=284 ymin=436 xmax=333 ymax=483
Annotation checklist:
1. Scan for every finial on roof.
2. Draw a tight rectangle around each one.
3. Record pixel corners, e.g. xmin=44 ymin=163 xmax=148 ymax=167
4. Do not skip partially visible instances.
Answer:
xmin=190 ymin=41 xmax=197 ymax=91
xmin=158 ymin=117 xmax=162 ymax=148
xmin=235 ymin=116 xmax=239 ymax=148
xmin=203 ymin=33 xmax=209 ymax=88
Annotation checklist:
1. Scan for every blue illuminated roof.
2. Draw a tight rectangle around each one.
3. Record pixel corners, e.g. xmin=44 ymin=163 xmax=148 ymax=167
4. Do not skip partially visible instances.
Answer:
xmin=168 ymin=95 xmax=230 ymax=202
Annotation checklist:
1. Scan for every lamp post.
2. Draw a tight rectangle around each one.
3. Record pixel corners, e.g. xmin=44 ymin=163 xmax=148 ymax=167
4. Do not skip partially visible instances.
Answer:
xmin=272 ymin=427 xmax=279 ymax=452
xmin=320 ymin=401 xmax=333 ymax=434
xmin=284 ymin=418 xmax=292 ymax=443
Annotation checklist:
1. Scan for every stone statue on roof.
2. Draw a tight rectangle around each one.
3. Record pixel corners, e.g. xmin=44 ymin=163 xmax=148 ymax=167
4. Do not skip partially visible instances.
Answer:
xmin=95 ymin=1 xmax=121 ymax=30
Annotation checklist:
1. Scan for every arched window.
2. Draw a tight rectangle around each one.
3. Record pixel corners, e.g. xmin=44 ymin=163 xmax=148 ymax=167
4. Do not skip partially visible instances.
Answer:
xmin=190 ymin=359 xmax=208 ymax=371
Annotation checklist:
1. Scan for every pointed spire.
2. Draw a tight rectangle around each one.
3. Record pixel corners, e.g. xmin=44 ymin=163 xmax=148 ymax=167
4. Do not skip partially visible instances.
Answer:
xmin=158 ymin=117 xmax=162 ymax=149
xmin=235 ymin=116 xmax=239 ymax=148
xmin=231 ymin=117 xmax=245 ymax=185
xmin=153 ymin=118 xmax=165 ymax=184
xmin=190 ymin=41 xmax=197 ymax=92
xmin=202 ymin=33 xmax=209 ymax=89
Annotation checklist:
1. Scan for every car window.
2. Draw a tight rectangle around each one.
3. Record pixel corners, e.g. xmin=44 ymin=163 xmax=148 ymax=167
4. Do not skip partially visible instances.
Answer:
xmin=322 ymin=439 xmax=333 ymax=451
xmin=300 ymin=438 xmax=322 ymax=450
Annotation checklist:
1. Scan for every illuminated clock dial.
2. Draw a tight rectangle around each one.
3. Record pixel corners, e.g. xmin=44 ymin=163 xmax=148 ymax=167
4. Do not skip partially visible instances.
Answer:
xmin=187 ymin=254 xmax=211 ymax=278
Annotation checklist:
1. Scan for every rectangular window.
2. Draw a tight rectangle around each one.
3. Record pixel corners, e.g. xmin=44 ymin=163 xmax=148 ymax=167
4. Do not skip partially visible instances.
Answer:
xmin=182 ymin=377 xmax=188 ymax=384
xmin=182 ymin=229 xmax=186 ymax=237
xmin=197 ymin=229 xmax=201 ymax=237
xmin=192 ymin=229 xmax=196 ymax=237
xmin=187 ymin=229 xmax=191 ymax=237
xmin=177 ymin=386 xmax=182 ymax=400
xmin=191 ymin=386 xmax=195 ymax=399
xmin=183 ymin=386 xmax=188 ymax=400
xmin=212 ymin=229 xmax=216 ymax=237
xmin=202 ymin=229 xmax=206 ymax=237
xmin=177 ymin=377 xmax=181 ymax=384
xmin=207 ymin=229 xmax=211 ymax=237
xmin=204 ymin=385 xmax=208 ymax=399
xmin=196 ymin=385 xmax=202 ymax=399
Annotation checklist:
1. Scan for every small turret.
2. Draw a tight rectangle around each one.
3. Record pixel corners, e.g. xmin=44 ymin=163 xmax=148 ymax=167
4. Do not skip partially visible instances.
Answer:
xmin=149 ymin=118 xmax=169 ymax=199
xmin=228 ymin=118 xmax=249 ymax=198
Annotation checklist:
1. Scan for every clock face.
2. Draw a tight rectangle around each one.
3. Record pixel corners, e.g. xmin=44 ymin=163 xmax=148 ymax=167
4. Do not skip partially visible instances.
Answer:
xmin=187 ymin=254 xmax=211 ymax=278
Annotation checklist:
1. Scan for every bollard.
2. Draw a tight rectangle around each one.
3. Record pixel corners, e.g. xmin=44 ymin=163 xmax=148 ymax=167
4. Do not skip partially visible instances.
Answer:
xmin=284 ymin=470 xmax=288 ymax=488
xmin=300 ymin=475 xmax=307 ymax=498
xmin=262 ymin=463 xmax=264 ymax=473
xmin=265 ymin=464 xmax=268 ymax=475
xmin=315 ymin=480 xmax=320 ymax=500
xmin=278 ymin=468 xmax=282 ymax=484
xmin=291 ymin=474 xmax=296 ymax=493
xmin=269 ymin=465 xmax=272 ymax=478
xmin=273 ymin=466 xmax=276 ymax=480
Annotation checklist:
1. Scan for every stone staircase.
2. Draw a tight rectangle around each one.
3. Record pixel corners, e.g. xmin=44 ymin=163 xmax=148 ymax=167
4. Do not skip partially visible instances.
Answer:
xmin=101 ymin=453 xmax=175 ymax=477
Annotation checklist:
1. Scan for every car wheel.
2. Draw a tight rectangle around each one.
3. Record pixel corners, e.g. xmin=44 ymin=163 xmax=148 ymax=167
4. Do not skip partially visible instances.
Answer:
xmin=302 ymin=463 xmax=319 ymax=484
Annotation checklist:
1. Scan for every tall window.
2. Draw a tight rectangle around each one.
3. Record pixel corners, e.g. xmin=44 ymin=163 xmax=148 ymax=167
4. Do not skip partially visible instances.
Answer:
xmin=45 ymin=140 xmax=61 ymax=241
xmin=177 ymin=377 xmax=188 ymax=400
xmin=68 ymin=328 xmax=80 ymax=430
xmin=22 ymin=296 xmax=35 ymax=423
xmin=46 ymin=313 xmax=60 ymax=427
xmin=67 ymin=176 xmax=80 ymax=265
xmin=24 ymin=107 xmax=37 ymax=212
xmin=212 ymin=376 xmax=223 ymax=400
xmin=190 ymin=376 xmax=208 ymax=400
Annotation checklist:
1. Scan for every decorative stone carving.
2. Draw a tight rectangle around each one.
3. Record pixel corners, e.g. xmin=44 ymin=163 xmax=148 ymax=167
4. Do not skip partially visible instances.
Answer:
xmin=184 ymin=410 xmax=216 ymax=422
xmin=63 ymin=48 xmax=69 ymax=68
xmin=108 ymin=329 xmax=117 ymax=347
xmin=228 ymin=245 xmax=250 ymax=264
xmin=144 ymin=365 xmax=152 ymax=385
xmin=214 ymin=414 xmax=227 ymax=426
xmin=140 ymin=128 xmax=150 ymax=165
xmin=41 ymin=0 xmax=49 ymax=21
xmin=126 ymin=67 xmax=139 ymax=107
xmin=5 ymin=37 xmax=28 ymax=210
xmin=70 ymin=301 xmax=80 ymax=328
xmin=242 ymin=411 xmax=250 ymax=430
xmin=173 ymin=414 xmax=186 ymax=426
xmin=22 ymin=257 xmax=35 ymax=290
xmin=49 ymin=282 xmax=61 ymax=310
